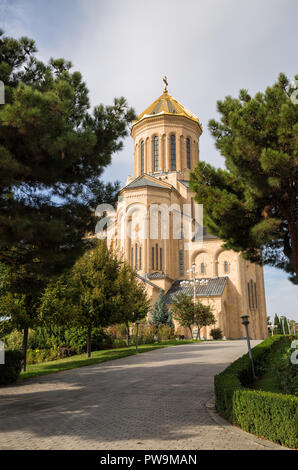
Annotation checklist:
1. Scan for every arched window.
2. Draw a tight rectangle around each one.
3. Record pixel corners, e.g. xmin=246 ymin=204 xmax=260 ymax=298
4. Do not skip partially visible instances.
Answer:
xmin=160 ymin=247 xmax=163 ymax=270
xmin=251 ymin=279 xmax=254 ymax=308
xmin=248 ymin=279 xmax=256 ymax=308
xmin=224 ymin=261 xmax=229 ymax=273
xmin=201 ymin=262 xmax=205 ymax=274
xmin=186 ymin=138 xmax=191 ymax=169
xmin=156 ymin=243 xmax=158 ymax=270
xmin=139 ymin=246 xmax=142 ymax=270
xmin=154 ymin=136 xmax=159 ymax=172
xmin=254 ymin=282 xmax=257 ymax=308
xmin=170 ymin=134 xmax=176 ymax=170
xmin=141 ymin=140 xmax=144 ymax=175
xmin=135 ymin=244 xmax=138 ymax=269
xmin=179 ymin=250 xmax=184 ymax=275
xmin=131 ymin=248 xmax=134 ymax=267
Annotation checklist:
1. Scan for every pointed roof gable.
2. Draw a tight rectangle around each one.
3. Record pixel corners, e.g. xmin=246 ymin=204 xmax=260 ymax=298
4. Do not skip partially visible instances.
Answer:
xmin=123 ymin=174 xmax=172 ymax=190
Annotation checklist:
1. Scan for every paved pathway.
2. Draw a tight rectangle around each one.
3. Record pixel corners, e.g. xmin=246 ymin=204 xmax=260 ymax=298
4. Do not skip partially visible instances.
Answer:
xmin=0 ymin=341 xmax=284 ymax=450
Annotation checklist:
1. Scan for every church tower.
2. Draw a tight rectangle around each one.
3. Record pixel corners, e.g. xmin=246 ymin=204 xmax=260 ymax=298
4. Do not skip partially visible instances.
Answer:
xmin=131 ymin=77 xmax=202 ymax=182
xmin=107 ymin=80 xmax=268 ymax=340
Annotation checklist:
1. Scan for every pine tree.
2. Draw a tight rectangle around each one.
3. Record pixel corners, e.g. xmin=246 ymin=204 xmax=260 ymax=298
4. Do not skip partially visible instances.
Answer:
xmin=190 ymin=73 xmax=298 ymax=283
xmin=149 ymin=290 xmax=173 ymax=329
xmin=0 ymin=31 xmax=134 ymax=271
xmin=0 ymin=31 xmax=134 ymax=365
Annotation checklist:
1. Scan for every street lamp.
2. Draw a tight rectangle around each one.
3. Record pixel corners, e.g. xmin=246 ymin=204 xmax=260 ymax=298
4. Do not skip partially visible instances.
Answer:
xmin=241 ymin=315 xmax=256 ymax=380
xmin=135 ymin=320 xmax=140 ymax=353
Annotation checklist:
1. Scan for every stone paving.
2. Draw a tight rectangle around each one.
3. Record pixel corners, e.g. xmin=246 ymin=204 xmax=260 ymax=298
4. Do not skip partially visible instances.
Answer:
xmin=0 ymin=341 xmax=285 ymax=450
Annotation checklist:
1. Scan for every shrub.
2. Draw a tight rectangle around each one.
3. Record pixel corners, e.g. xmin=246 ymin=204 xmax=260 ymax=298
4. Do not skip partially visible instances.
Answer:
xmin=276 ymin=346 xmax=298 ymax=396
xmin=130 ymin=323 xmax=156 ymax=345
xmin=57 ymin=347 xmax=76 ymax=359
xmin=64 ymin=326 xmax=112 ymax=353
xmin=214 ymin=335 xmax=298 ymax=448
xmin=158 ymin=324 xmax=175 ymax=340
xmin=112 ymin=338 xmax=127 ymax=348
xmin=3 ymin=329 xmax=24 ymax=349
xmin=210 ymin=328 xmax=223 ymax=340
xmin=0 ymin=350 xmax=23 ymax=385
xmin=26 ymin=348 xmax=58 ymax=364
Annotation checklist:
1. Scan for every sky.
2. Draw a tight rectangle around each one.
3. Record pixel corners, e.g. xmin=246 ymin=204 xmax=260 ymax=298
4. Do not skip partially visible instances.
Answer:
xmin=1 ymin=0 xmax=297 ymax=320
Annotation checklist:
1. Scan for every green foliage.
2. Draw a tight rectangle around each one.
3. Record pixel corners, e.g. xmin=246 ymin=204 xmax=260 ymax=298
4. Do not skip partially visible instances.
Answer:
xmin=171 ymin=293 xmax=195 ymax=337
xmin=149 ymin=290 xmax=173 ymax=328
xmin=276 ymin=346 xmax=298 ymax=396
xmin=157 ymin=324 xmax=175 ymax=340
xmin=210 ymin=328 xmax=223 ymax=340
xmin=64 ymin=327 xmax=113 ymax=353
xmin=40 ymin=241 xmax=149 ymax=355
xmin=214 ymin=335 xmax=298 ymax=448
xmin=0 ymin=350 xmax=23 ymax=384
xmin=130 ymin=323 xmax=156 ymax=345
xmin=190 ymin=73 xmax=298 ymax=282
xmin=171 ymin=293 xmax=216 ymax=339
xmin=2 ymin=329 xmax=25 ymax=349
xmin=26 ymin=348 xmax=58 ymax=365
xmin=0 ymin=31 xmax=134 ymax=367
xmin=0 ymin=31 xmax=134 ymax=273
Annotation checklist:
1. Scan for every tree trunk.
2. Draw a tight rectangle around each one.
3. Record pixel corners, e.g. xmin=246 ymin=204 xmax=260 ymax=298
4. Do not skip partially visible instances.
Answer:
xmin=125 ymin=321 xmax=130 ymax=346
xmin=22 ymin=326 xmax=28 ymax=372
xmin=196 ymin=327 xmax=201 ymax=340
xmin=188 ymin=326 xmax=193 ymax=339
xmin=288 ymin=180 xmax=298 ymax=276
xmin=289 ymin=220 xmax=298 ymax=277
xmin=87 ymin=325 xmax=92 ymax=358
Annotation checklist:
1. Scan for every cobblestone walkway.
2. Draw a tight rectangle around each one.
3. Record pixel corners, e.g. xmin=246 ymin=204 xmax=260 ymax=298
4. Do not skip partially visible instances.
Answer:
xmin=0 ymin=341 xmax=284 ymax=450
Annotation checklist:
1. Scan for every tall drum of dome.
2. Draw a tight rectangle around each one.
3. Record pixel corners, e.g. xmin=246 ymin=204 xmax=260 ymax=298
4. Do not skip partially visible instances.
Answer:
xmin=131 ymin=77 xmax=202 ymax=180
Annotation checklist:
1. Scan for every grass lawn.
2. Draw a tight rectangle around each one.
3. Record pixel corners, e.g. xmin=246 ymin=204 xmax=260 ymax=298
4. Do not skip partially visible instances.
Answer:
xmin=20 ymin=339 xmax=202 ymax=380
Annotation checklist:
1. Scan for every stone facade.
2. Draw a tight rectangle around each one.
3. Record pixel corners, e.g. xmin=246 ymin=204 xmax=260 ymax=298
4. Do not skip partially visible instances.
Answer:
xmin=107 ymin=86 xmax=268 ymax=340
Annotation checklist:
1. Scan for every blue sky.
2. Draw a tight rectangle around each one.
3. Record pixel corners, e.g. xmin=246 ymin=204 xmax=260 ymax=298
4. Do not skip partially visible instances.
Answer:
xmin=1 ymin=0 xmax=297 ymax=321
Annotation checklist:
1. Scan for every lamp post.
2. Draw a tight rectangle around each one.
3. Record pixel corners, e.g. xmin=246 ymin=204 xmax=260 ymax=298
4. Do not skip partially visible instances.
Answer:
xmin=181 ymin=264 xmax=209 ymax=339
xmin=136 ymin=320 xmax=140 ymax=353
xmin=241 ymin=315 xmax=256 ymax=380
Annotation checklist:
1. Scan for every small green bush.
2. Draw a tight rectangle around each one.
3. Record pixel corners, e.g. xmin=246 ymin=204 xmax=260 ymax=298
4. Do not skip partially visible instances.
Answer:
xmin=157 ymin=324 xmax=175 ymax=340
xmin=64 ymin=327 xmax=113 ymax=353
xmin=210 ymin=328 xmax=223 ymax=340
xmin=0 ymin=350 xmax=23 ymax=385
xmin=27 ymin=348 xmax=58 ymax=364
xmin=214 ymin=335 xmax=298 ymax=448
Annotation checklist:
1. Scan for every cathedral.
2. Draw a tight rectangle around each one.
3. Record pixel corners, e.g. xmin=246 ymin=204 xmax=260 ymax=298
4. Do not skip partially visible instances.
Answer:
xmin=107 ymin=79 xmax=268 ymax=340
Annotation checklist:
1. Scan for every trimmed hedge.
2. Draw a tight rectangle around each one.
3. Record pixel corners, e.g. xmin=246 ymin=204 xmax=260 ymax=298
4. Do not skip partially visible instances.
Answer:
xmin=214 ymin=335 xmax=298 ymax=448
xmin=0 ymin=350 xmax=23 ymax=385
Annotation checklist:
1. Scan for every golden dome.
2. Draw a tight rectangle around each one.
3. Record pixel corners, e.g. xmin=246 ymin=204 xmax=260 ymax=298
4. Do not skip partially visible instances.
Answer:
xmin=132 ymin=89 xmax=201 ymax=128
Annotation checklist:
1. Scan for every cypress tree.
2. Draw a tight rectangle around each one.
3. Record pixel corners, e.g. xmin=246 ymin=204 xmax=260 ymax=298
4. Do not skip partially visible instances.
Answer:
xmin=149 ymin=290 xmax=173 ymax=329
